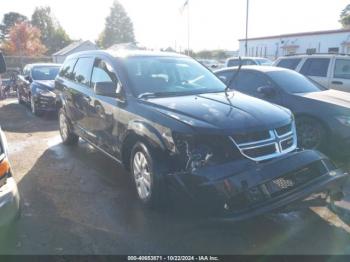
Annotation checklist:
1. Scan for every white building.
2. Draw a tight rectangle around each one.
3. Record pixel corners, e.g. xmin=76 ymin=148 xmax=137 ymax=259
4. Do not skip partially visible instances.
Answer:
xmin=238 ymin=29 xmax=350 ymax=60
xmin=52 ymin=40 xmax=99 ymax=63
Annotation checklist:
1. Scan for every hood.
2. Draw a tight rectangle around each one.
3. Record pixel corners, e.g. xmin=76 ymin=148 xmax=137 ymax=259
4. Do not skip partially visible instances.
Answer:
xmin=295 ymin=90 xmax=350 ymax=109
xmin=141 ymin=92 xmax=292 ymax=134
xmin=33 ymin=80 xmax=55 ymax=90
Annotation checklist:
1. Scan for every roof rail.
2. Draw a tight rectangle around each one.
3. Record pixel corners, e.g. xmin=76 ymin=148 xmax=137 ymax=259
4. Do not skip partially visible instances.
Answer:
xmin=285 ymin=53 xmax=350 ymax=57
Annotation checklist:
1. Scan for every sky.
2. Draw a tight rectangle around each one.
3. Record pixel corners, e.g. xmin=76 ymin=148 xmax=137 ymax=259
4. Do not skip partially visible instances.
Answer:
xmin=0 ymin=0 xmax=349 ymax=51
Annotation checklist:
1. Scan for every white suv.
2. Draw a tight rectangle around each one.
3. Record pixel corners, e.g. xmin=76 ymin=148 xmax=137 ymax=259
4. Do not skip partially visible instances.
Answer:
xmin=274 ymin=54 xmax=350 ymax=92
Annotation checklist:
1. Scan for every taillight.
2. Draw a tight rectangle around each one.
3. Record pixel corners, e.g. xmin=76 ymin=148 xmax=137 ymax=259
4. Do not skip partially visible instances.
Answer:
xmin=0 ymin=158 xmax=10 ymax=177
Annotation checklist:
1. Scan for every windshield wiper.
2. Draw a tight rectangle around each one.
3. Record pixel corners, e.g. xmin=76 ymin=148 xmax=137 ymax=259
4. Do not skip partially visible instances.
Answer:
xmin=225 ymin=56 xmax=242 ymax=97
xmin=137 ymin=92 xmax=158 ymax=99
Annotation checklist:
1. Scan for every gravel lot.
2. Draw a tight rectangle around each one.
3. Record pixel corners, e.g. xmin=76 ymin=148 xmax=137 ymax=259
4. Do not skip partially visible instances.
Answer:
xmin=1 ymin=98 xmax=350 ymax=255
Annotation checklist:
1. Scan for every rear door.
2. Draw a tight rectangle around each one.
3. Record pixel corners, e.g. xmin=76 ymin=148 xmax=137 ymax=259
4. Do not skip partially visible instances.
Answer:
xmin=299 ymin=58 xmax=331 ymax=88
xmin=329 ymin=58 xmax=350 ymax=92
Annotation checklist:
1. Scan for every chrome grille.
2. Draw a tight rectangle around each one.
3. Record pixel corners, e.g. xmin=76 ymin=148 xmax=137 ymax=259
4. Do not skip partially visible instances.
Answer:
xmin=230 ymin=121 xmax=297 ymax=162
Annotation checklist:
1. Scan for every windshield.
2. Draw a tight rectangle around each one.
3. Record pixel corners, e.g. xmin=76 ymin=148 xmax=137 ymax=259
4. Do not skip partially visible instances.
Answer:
xmin=123 ymin=56 xmax=226 ymax=97
xmin=267 ymin=70 xmax=325 ymax=93
xmin=32 ymin=66 xmax=60 ymax=80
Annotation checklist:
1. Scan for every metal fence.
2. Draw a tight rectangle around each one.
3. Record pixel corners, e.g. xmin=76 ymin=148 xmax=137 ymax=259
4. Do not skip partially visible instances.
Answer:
xmin=4 ymin=55 xmax=52 ymax=71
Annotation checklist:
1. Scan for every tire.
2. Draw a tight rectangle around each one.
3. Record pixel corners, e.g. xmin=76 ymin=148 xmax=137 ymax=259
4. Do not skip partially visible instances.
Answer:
xmin=30 ymin=96 xmax=41 ymax=116
xmin=130 ymin=142 xmax=166 ymax=209
xmin=17 ymin=90 xmax=23 ymax=104
xmin=58 ymin=108 xmax=79 ymax=145
xmin=296 ymin=116 xmax=327 ymax=150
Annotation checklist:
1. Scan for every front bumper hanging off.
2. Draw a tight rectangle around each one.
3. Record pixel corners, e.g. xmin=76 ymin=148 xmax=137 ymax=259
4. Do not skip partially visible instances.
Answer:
xmin=168 ymin=150 xmax=349 ymax=221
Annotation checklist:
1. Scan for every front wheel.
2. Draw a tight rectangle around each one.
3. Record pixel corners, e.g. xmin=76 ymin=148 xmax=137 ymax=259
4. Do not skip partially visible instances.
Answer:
xmin=17 ymin=90 xmax=23 ymax=104
xmin=296 ymin=117 xmax=326 ymax=150
xmin=130 ymin=142 xmax=166 ymax=209
xmin=30 ymin=96 xmax=41 ymax=116
xmin=59 ymin=109 xmax=79 ymax=145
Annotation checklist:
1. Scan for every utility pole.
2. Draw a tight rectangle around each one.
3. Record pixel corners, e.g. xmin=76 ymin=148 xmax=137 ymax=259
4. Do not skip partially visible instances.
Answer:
xmin=245 ymin=0 xmax=249 ymax=56
xmin=187 ymin=0 xmax=190 ymax=56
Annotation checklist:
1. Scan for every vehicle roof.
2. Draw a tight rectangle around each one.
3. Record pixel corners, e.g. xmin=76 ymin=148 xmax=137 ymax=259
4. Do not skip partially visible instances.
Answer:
xmin=226 ymin=56 xmax=270 ymax=61
xmin=277 ymin=54 xmax=350 ymax=59
xmin=66 ymin=49 xmax=188 ymax=60
xmin=216 ymin=65 xmax=288 ymax=73
xmin=25 ymin=63 xmax=61 ymax=68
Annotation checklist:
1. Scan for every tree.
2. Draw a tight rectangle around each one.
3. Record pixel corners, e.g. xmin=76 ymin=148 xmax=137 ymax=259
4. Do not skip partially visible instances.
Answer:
xmin=97 ymin=0 xmax=135 ymax=48
xmin=0 ymin=12 xmax=28 ymax=40
xmin=1 ymin=21 xmax=46 ymax=56
xmin=340 ymin=4 xmax=350 ymax=28
xmin=31 ymin=6 xmax=72 ymax=54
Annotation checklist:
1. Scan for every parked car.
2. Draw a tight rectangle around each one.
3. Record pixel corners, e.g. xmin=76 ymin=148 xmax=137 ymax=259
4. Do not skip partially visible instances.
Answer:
xmin=17 ymin=63 xmax=61 ymax=115
xmin=274 ymin=54 xmax=350 ymax=92
xmin=0 ymin=127 xmax=20 ymax=227
xmin=55 ymin=50 xmax=348 ymax=220
xmin=197 ymin=59 xmax=220 ymax=70
xmin=215 ymin=66 xmax=350 ymax=156
xmin=225 ymin=57 xmax=273 ymax=67
xmin=0 ymin=57 xmax=20 ymax=226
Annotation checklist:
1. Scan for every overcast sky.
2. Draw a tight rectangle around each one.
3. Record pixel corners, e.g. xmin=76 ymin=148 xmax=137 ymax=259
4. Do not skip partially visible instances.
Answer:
xmin=0 ymin=0 xmax=348 ymax=51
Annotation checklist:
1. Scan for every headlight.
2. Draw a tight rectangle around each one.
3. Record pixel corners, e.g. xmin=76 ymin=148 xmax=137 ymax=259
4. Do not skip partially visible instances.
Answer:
xmin=336 ymin=116 xmax=350 ymax=127
xmin=172 ymin=133 xmax=241 ymax=171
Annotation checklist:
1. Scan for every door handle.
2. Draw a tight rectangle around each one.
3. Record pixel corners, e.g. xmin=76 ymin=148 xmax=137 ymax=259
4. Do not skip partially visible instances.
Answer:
xmin=332 ymin=81 xmax=343 ymax=85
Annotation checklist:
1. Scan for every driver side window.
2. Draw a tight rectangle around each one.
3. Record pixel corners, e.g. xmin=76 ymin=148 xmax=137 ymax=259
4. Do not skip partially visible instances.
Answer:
xmin=91 ymin=59 xmax=118 ymax=87
xmin=233 ymin=71 xmax=271 ymax=96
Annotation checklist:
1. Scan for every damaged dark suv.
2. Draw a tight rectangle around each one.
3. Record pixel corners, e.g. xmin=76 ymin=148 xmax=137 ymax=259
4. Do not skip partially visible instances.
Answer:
xmin=55 ymin=50 xmax=348 ymax=220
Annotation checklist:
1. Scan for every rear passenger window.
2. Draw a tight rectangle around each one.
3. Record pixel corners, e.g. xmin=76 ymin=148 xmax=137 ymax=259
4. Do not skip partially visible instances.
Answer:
xmin=72 ymin=57 xmax=94 ymax=86
xmin=300 ymin=58 xmax=330 ymax=77
xmin=334 ymin=59 xmax=350 ymax=79
xmin=276 ymin=58 xmax=301 ymax=70
xmin=59 ymin=58 xmax=77 ymax=79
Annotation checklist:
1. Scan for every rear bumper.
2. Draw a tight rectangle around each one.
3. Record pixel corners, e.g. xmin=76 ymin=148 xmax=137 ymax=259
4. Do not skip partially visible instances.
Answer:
xmin=168 ymin=150 xmax=349 ymax=221
xmin=0 ymin=177 xmax=20 ymax=227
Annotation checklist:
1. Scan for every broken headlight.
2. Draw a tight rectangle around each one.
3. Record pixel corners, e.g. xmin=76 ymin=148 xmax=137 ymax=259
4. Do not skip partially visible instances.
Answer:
xmin=172 ymin=133 xmax=242 ymax=171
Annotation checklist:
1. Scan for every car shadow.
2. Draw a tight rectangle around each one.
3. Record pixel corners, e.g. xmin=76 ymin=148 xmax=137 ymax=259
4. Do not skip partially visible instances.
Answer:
xmin=0 ymin=100 xmax=58 ymax=133
xmin=2 ymin=140 xmax=350 ymax=254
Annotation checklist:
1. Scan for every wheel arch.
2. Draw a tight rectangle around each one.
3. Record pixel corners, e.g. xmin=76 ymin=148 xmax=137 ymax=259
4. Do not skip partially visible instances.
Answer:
xmin=294 ymin=113 xmax=331 ymax=137
xmin=120 ymin=121 xmax=168 ymax=170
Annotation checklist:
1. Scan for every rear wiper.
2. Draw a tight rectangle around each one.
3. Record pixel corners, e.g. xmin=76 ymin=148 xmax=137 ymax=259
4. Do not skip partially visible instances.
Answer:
xmin=225 ymin=56 xmax=242 ymax=97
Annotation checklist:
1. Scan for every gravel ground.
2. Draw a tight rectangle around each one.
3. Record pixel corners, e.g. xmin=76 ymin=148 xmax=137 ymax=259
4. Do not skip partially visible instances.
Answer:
xmin=1 ymin=98 xmax=350 ymax=255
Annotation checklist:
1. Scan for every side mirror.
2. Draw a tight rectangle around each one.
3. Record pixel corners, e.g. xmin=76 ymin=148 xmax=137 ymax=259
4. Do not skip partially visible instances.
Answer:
xmin=0 ymin=53 xmax=6 ymax=74
xmin=25 ymin=75 xmax=32 ymax=83
xmin=257 ymin=85 xmax=276 ymax=98
xmin=94 ymin=81 xmax=123 ymax=99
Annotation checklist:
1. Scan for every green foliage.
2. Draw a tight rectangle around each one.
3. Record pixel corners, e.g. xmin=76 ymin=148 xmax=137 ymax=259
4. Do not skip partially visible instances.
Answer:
xmin=31 ymin=6 xmax=72 ymax=54
xmin=97 ymin=0 xmax=135 ymax=48
xmin=0 ymin=12 xmax=28 ymax=40
xmin=340 ymin=4 xmax=350 ymax=28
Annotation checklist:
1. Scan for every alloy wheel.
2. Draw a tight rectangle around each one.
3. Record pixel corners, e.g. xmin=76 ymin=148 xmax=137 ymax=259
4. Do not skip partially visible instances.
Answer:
xmin=133 ymin=151 xmax=152 ymax=200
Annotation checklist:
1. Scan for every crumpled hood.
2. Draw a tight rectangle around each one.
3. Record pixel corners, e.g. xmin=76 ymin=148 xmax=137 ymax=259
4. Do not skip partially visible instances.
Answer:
xmin=295 ymin=90 xmax=350 ymax=109
xmin=141 ymin=92 xmax=292 ymax=134
xmin=33 ymin=80 xmax=55 ymax=90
